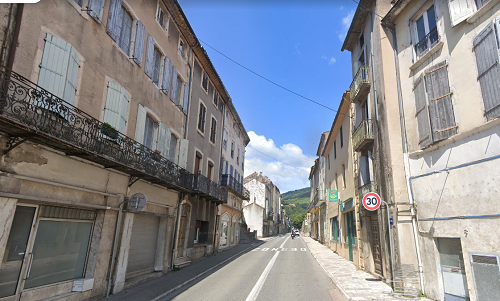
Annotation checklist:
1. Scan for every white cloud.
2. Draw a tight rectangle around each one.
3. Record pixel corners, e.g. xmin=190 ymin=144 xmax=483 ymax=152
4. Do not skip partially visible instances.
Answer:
xmin=337 ymin=10 xmax=354 ymax=42
xmin=322 ymin=55 xmax=336 ymax=66
xmin=244 ymin=131 xmax=315 ymax=193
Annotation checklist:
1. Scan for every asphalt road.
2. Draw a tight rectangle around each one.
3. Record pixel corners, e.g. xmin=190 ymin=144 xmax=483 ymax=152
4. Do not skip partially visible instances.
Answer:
xmin=162 ymin=235 xmax=338 ymax=301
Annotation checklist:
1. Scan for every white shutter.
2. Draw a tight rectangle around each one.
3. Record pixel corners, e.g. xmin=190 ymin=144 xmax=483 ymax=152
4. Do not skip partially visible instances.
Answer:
xmin=106 ymin=0 xmax=123 ymax=42
xmin=134 ymin=104 xmax=147 ymax=143
xmin=38 ymin=34 xmax=70 ymax=99
xmin=162 ymin=57 xmax=172 ymax=95
xmin=183 ymin=83 xmax=189 ymax=115
xmin=87 ymin=0 xmax=105 ymax=23
xmin=156 ymin=123 xmax=171 ymax=158
xmin=62 ymin=47 xmax=79 ymax=106
xmin=103 ymin=82 xmax=123 ymax=131
xmin=144 ymin=34 xmax=155 ymax=78
xmin=448 ymin=0 xmax=475 ymax=27
xmin=119 ymin=90 xmax=130 ymax=133
xmin=133 ymin=21 xmax=146 ymax=67
xmin=178 ymin=139 xmax=189 ymax=169
xmin=170 ymin=67 xmax=178 ymax=103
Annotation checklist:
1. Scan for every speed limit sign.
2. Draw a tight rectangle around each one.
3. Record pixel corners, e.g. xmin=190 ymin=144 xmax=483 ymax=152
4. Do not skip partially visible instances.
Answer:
xmin=362 ymin=192 xmax=381 ymax=211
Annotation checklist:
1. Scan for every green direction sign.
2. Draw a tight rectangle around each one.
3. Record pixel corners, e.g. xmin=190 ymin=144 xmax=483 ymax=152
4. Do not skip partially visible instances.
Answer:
xmin=328 ymin=190 xmax=338 ymax=202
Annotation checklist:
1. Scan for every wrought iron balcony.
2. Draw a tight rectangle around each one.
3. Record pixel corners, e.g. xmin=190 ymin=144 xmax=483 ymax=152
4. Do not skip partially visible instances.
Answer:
xmin=352 ymin=119 xmax=374 ymax=152
xmin=220 ymin=174 xmax=250 ymax=200
xmin=0 ymin=67 xmax=194 ymax=192
xmin=189 ymin=173 xmax=228 ymax=204
xmin=414 ymin=27 xmax=439 ymax=58
xmin=358 ymin=181 xmax=378 ymax=199
xmin=350 ymin=65 xmax=371 ymax=104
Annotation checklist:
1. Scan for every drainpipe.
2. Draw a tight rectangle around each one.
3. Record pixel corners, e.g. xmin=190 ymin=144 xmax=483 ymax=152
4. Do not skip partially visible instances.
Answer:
xmin=171 ymin=193 xmax=185 ymax=269
xmin=6 ymin=4 xmax=22 ymax=71
xmin=0 ymin=4 xmax=13 ymax=66
xmin=184 ymin=46 xmax=193 ymax=139
xmin=369 ymin=11 xmax=379 ymax=121
xmin=383 ymin=21 xmax=425 ymax=295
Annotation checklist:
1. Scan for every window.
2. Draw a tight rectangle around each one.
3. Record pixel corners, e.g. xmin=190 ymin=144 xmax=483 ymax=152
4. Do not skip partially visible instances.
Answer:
xmin=342 ymin=164 xmax=346 ymax=189
xmin=473 ymin=19 xmax=500 ymax=121
xmin=144 ymin=115 xmax=157 ymax=149
xmin=223 ymin=130 xmax=227 ymax=150
xmin=210 ymin=117 xmax=217 ymax=144
xmin=334 ymin=141 xmax=337 ymax=159
xmin=237 ymin=148 xmax=240 ymax=165
xmin=335 ymin=173 xmax=338 ymax=190
xmin=201 ymin=71 xmax=208 ymax=92
xmin=340 ymin=126 xmax=343 ymax=148
xmin=179 ymin=40 xmax=184 ymax=57
xmin=413 ymin=61 xmax=457 ymax=148
xmin=118 ymin=7 xmax=133 ymax=54
xmin=213 ymin=89 xmax=219 ymax=107
xmin=331 ymin=217 xmax=339 ymax=242
xmin=413 ymin=5 xmax=438 ymax=59
xmin=194 ymin=152 xmax=202 ymax=174
xmin=73 ymin=0 xmax=104 ymax=23
xmin=231 ymin=142 xmax=234 ymax=158
xmin=156 ymin=6 xmax=168 ymax=31
xmin=169 ymin=134 xmax=178 ymax=162
xmin=175 ymin=76 xmax=183 ymax=105
xmin=198 ymin=102 xmax=206 ymax=133
xmin=103 ymin=82 xmax=130 ymax=134
xmin=328 ymin=154 xmax=330 ymax=170
xmin=152 ymin=47 xmax=162 ymax=86
xmin=207 ymin=161 xmax=214 ymax=180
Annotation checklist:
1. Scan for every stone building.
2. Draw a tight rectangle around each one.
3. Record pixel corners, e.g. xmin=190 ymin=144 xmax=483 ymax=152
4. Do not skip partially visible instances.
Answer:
xmin=0 ymin=1 xmax=244 ymax=300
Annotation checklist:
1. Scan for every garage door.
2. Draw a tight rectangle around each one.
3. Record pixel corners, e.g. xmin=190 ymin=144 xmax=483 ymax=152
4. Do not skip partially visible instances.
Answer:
xmin=126 ymin=214 xmax=160 ymax=278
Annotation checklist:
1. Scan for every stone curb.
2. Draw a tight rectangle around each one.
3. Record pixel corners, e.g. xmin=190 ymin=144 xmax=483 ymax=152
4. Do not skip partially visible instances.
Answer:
xmin=150 ymin=241 xmax=264 ymax=301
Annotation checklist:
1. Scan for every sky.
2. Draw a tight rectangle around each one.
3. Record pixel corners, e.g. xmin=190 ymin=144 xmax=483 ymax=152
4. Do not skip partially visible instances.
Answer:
xmin=179 ymin=0 xmax=357 ymax=192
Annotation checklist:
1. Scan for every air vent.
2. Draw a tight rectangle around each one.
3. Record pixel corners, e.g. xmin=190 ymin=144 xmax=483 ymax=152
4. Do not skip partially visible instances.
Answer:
xmin=472 ymin=255 xmax=498 ymax=265
xmin=470 ymin=253 xmax=500 ymax=301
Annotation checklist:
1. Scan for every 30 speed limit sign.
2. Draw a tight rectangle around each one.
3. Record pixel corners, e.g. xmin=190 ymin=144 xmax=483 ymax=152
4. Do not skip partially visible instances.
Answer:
xmin=362 ymin=192 xmax=381 ymax=211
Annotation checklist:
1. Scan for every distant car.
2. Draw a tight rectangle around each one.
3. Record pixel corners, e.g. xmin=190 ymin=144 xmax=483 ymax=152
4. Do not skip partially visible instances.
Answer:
xmin=294 ymin=230 xmax=300 ymax=236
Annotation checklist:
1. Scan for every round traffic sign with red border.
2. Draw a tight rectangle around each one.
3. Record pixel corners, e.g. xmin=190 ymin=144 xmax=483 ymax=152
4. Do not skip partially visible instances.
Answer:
xmin=362 ymin=192 xmax=381 ymax=211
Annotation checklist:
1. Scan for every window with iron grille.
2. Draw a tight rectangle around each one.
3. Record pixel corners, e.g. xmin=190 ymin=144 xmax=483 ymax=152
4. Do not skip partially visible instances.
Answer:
xmin=412 ymin=5 xmax=438 ymax=60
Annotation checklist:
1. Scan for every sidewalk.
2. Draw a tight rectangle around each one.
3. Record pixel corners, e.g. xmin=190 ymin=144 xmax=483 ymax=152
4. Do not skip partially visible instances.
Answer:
xmin=303 ymin=236 xmax=433 ymax=301
xmin=105 ymin=239 xmax=263 ymax=301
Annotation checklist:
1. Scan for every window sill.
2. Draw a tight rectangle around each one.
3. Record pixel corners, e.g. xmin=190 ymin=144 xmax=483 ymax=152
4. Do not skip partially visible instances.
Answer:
xmin=467 ymin=0 xmax=500 ymax=24
xmin=409 ymin=41 xmax=444 ymax=71
xmin=65 ymin=0 xmax=90 ymax=21
xmin=197 ymin=129 xmax=205 ymax=138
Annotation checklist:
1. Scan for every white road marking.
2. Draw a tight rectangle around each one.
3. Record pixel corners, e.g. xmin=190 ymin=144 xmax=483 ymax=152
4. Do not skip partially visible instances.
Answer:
xmin=301 ymin=248 xmax=307 ymax=251
xmin=271 ymin=248 xmax=279 ymax=251
xmin=291 ymin=248 xmax=297 ymax=251
xmin=245 ymin=236 xmax=288 ymax=301
xmin=252 ymin=248 xmax=260 ymax=252
xmin=281 ymin=248 xmax=287 ymax=251
xmin=261 ymin=248 xmax=269 ymax=251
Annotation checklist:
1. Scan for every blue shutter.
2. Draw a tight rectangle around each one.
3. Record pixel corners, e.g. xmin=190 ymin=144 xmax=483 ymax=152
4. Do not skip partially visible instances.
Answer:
xmin=106 ymin=0 xmax=123 ymax=42
xmin=133 ymin=21 xmax=145 ymax=67
xmin=103 ymin=82 xmax=123 ymax=131
xmin=170 ymin=67 xmax=178 ymax=103
xmin=183 ymin=83 xmax=189 ymax=115
xmin=62 ymin=47 xmax=80 ymax=106
xmin=37 ymin=34 xmax=71 ymax=99
xmin=87 ymin=0 xmax=105 ymax=23
xmin=134 ymin=104 xmax=146 ymax=143
xmin=162 ymin=57 xmax=172 ymax=94
xmin=144 ymin=34 xmax=155 ymax=78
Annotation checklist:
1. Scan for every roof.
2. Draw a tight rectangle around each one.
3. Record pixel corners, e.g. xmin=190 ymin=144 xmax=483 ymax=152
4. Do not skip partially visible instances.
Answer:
xmin=341 ymin=0 xmax=375 ymax=52
xmin=308 ymin=159 xmax=319 ymax=180
xmin=322 ymin=91 xmax=351 ymax=157
xmin=316 ymin=131 xmax=330 ymax=156
xmin=381 ymin=0 xmax=412 ymax=24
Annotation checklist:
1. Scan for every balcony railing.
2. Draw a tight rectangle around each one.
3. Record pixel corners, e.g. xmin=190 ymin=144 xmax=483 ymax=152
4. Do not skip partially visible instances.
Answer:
xmin=0 ymin=67 xmax=207 ymax=196
xmin=358 ymin=181 xmax=378 ymax=199
xmin=352 ymin=119 xmax=374 ymax=152
xmin=414 ymin=27 xmax=439 ymax=58
xmin=220 ymin=174 xmax=250 ymax=200
xmin=350 ymin=65 xmax=371 ymax=104
xmin=189 ymin=173 xmax=228 ymax=203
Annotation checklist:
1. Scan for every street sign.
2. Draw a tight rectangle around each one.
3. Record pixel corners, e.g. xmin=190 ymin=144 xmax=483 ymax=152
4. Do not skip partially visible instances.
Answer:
xmin=328 ymin=190 xmax=338 ymax=202
xmin=362 ymin=192 xmax=381 ymax=211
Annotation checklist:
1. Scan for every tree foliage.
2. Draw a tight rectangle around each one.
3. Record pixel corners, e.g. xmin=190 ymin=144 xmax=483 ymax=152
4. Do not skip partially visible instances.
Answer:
xmin=282 ymin=187 xmax=310 ymax=230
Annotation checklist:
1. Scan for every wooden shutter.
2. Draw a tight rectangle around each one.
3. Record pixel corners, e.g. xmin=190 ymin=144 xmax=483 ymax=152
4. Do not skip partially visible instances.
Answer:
xmin=103 ymin=82 xmax=122 ymax=130
xmin=413 ymin=74 xmax=433 ymax=148
xmin=424 ymin=61 xmax=457 ymax=142
xmin=38 ymin=34 xmax=71 ymax=99
xmin=162 ymin=57 xmax=172 ymax=95
xmin=473 ymin=23 xmax=500 ymax=120
xmin=156 ymin=122 xmax=171 ymax=158
xmin=178 ymin=139 xmax=189 ymax=169
xmin=134 ymin=104 xmax=147 ymax=143
xmin=144 ymin=34 xmax=155 ymax=78
xmin=133 ymin=21 xmax=146 ymax=67
xmin=183 ymin=83 xmax=190 ymax=115
xmin=87 ymin=0 xmax=105 ymax=23
xmin=62 ymin=47 xmax=80 ymax=106
xmin=106 ymin=0 xmax=122 ymax=42
xmin=170 ymin=67 xmax=178 ymax=103
xmin=448 ymin=0 xmax=475 ymax=27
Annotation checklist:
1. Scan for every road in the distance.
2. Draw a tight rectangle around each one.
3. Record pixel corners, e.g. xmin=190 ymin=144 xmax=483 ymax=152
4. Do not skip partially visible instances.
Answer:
xmin=162 ymin=235 xmax=338 ymax=301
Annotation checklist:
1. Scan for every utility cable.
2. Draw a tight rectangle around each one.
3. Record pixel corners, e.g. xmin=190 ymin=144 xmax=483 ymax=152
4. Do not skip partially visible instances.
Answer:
xmin=246 ymin=145 xmax=310 ymax=172
xmin=350 ymin=0 xmax=386 ymax=20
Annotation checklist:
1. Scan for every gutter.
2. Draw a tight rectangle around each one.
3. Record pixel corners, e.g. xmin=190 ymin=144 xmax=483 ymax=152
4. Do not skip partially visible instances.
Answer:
xmin=6 ymin=4 xmax=23 ymax=70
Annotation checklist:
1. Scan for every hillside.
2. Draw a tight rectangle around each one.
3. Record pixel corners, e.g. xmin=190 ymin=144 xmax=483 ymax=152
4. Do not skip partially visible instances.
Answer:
xmin=282 ymin=187 xmax=310 ymax=228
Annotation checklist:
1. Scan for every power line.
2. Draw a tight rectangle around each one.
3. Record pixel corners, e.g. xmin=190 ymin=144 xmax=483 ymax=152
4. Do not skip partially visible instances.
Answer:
xmin=246 ymin=145 xmax=309 ymax=172
xmin=350 ymin=0 xmax=386 ymax=20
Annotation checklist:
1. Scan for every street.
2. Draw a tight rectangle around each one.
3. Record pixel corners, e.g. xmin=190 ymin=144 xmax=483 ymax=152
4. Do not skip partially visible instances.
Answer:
xmin=162 ymin=235 xmax=338 ymax=301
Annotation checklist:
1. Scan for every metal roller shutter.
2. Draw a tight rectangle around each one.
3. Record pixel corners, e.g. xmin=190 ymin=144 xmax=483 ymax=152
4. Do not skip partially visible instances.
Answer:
xmin=126 ymin=214 xmax=160 ymax=278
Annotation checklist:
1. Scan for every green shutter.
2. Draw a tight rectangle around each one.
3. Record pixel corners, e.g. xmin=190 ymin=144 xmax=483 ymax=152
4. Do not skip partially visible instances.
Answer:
xmin=178 ymin=139 xmax=189 ymax=169
xmin=134 ymin=104 xmax=146 ymax=143
xmin=38 ymin=34 xmax=71 ymax=99
xmin=103 ymin=82 xmax=123 ymax=131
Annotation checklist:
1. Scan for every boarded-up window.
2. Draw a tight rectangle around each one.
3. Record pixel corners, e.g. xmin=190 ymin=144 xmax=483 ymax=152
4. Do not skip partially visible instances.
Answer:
xmin=473 ymin=22 xmax=500 ymax=121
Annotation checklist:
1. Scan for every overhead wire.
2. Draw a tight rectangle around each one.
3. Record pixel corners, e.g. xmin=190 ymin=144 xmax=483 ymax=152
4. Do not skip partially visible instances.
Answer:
xmin=246 ymin=145 xmax=310 ymax=172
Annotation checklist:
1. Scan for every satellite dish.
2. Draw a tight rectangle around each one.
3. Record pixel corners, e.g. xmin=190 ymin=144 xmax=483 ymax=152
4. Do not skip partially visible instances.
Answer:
xmin=127 ymin=193 xmax=147 ymax=212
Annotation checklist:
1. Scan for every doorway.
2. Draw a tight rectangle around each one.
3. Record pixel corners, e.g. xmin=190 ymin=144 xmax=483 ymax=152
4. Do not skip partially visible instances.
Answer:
xmin=437 ymin=238 xmax=469 ymax=301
